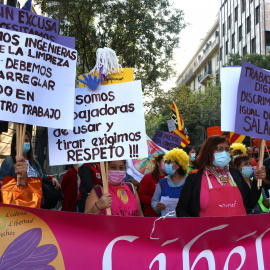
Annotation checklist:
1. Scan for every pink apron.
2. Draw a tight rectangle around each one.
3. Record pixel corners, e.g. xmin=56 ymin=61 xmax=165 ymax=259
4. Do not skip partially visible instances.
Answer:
xmin=100 ymin=183 xmax=139 ymax=216
xmin=203 ymin=171 xmax=246 ymax=217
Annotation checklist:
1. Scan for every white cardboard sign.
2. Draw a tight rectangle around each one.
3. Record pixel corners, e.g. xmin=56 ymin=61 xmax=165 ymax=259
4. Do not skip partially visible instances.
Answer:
xmin=0 ymin=28 xmax=77 ymax=129
xmin=167 ymin=119 xmax=176 ymax=132
xmin=220 ymin=67 xmax=241 ymax=132
xmin=48 ymin=81 xmax=148 ymax=165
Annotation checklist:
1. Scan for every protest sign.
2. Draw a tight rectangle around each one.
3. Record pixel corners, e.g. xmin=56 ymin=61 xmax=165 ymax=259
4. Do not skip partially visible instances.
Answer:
xmin=0 ymin=28 xmax=77 ymax=129
xmin=126 ymin=135 xmax=167 ymax=182
xmin=167 ymin=119 xmax=176 ymax=132
xmin=207 ymin=126 xmax=223 ymax=138
xmin=0 ymin=3 xmax=59 ymax=42
xmin=48 ymin=81 xmax=147 ymax=165
xmin=78 ymin=68 xmax=134 ymax=87
xmin=2 ymin=203 xmax=270 ymax=270
xmin=0 ymin=4 xmax=75 ymax=50
xmin=152 ymin=130 xmax=182 ymax=150
xmin=235 ymin=61 xmax=270 ymax=140
xmin=220 ymin=66 xmax=241 ymax=132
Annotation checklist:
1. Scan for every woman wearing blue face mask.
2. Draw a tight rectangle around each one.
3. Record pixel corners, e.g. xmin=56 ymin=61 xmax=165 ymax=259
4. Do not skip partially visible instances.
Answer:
xmin=184 ymin=145 xmax=197 ymax=173
xmin=0 ymin=132 xmax=61 ymax=208
xmin=234 ymin=155 xmax=270 ymax=214
xmin=176 ymin=135 xmax=266 ymax=217
xmin=151 ymin=148 xmax=189 ymax=217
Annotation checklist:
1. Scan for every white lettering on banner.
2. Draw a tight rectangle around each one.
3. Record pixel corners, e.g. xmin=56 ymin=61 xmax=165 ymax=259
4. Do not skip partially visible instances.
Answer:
xmin=183 ymin=225 xmax=228 ymax=269
xmin=149 ymin=253 xmax=166 ymax=270
xmin=100 ymin=225 xmax=270 ymax=269
xmin=256 ymin=228 xmax=270 ymax=270
xmin=102 ymin=235 xmax=139 ymax=270
xmin=224 ymin=246 xmax=246 ymax=270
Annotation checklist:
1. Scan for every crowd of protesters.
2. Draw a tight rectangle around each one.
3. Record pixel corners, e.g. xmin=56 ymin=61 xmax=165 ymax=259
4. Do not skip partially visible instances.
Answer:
xmin=0 ymin=133 xmax=269 ymax=218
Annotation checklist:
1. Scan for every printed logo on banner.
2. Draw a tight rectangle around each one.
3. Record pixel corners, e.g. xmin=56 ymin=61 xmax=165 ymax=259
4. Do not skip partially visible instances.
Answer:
xmin=0 ymin=207 xmax=65 ymax=268
xmin=48 ymin=81 xmax=148 ymax=165
xmin=0 ymin=28 xmax=77 ymax=129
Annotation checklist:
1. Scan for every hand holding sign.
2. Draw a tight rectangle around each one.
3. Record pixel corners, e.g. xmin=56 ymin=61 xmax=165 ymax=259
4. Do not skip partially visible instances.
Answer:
xmin=79 ymin=74 xmax=101 ymax=90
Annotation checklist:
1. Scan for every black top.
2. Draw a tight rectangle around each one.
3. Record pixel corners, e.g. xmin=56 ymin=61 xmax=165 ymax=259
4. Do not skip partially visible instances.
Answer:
xmin=176 ymin=168 xmax=261 ymax=217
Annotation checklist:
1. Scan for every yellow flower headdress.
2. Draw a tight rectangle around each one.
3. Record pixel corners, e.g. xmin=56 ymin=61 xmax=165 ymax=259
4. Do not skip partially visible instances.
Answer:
xmin=230 ymin=143 xmax=247 ymax=157
xmin=164 ymin=148 xmax=189 ymax=172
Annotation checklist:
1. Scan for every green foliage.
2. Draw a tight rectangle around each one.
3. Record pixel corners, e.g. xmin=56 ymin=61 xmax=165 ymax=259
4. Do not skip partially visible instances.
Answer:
xmin=37 ymin=0 xmax=186 ymax=94
xmin=228 ymin=53 xmax=270 ymax=70
xmin=145 ymin=79 xmax=221 ymax=144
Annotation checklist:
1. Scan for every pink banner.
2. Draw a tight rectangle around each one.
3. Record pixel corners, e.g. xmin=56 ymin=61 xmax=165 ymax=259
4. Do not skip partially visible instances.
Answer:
xmin=1 ymin=203 xmax=270 ymax=269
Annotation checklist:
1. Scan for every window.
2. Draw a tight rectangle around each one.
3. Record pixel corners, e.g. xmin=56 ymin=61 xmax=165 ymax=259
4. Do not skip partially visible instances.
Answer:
xmin=235 ymin=6 xmax=238 ymax=22
xmin=250 ymin=0 xmax=253 ymax=2
xmin=232 ymin=33 xmax=235 ymax=49
xmin=251 ymin=37 xmax=256 ymax=53
xmin=226 ymin=40 xmax=229 ymax=55
xmin=247 ymin=16 xmax=251 ymax=33
xmin=228 ymin=15 xmax=231 ymax=30
xmin=239 ymin=26 xmax=242 ymax=41
xmin=220 ymin=47 xmax=223 ymax=61
xmin=242 ymin=0 xmax=246 ymax=12
xmin=217 ymin=52 xmax=220 ymax=64
xmin=216 ymin=73 xmax=220 ymax=85
xmin=243 ymin=46 xmax=247 ymax=56
xmin=222 ymin=23 xmax=225 ymax=36
xmin=7 ymin=0 xmax=17 ymax=6
xmin=256 ymin=6 xmax=260 ymax=24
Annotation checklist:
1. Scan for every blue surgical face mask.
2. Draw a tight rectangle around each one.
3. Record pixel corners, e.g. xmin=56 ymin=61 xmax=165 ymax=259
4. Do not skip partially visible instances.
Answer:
xmin=190 ymin=153 xmax=196 ymax=162
xmin=164 ymin=163 xmax=176 ymax=176
xmin=77 ymin=163 xmax=84 ymax=168
xmin=241 ymin=167 xmax=253 ymax=178
xmin=23 ymin=143 xmax=31 ymax=154
xmin=213 ymin=151 xmax=231 ymax=167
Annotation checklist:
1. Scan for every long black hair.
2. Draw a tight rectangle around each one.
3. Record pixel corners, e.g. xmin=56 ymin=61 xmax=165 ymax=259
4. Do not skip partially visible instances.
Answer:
xmin=152 ymin=154 xmax=165 ymax=181
xmin=11 ymin=131 xmax=34 ymax=165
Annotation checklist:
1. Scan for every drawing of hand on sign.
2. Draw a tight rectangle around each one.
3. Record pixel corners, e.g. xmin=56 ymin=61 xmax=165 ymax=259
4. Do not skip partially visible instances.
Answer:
xmin=79 ymin=74 xmax=101 ymax=90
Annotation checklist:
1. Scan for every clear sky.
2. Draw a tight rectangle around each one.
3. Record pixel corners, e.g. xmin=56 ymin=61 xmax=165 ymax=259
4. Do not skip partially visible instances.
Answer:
xmin=164 ymin=0 xmax=219 ymax=90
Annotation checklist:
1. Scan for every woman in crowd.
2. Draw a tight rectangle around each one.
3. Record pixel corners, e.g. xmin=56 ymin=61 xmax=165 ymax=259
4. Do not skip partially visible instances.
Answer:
xmin=0 ymin=132 xmax=60 ymax=188
xmin=0 ymin=132 xmax=61 ymax=208
xmin=77 ymin=162 xmax=102 ymax=212
xmin=234 ymin=154 xmax=270 ymax=214
xmin=151 ymin=148 xmax=189 ymax=217
xmin=61 ymin=163 xmax=83 ymax=212
xmin=184 ymin=145 xmax=197 ymax=173
xmin=230 ymin=143 xmax=247 ymax=166
xmin=138 ymin=154 xmax=166 ymax=217
xmin=84 ymin=160 xmax=143 ymax=216
xmin=176 ymin=135 xmax=265 ymax=217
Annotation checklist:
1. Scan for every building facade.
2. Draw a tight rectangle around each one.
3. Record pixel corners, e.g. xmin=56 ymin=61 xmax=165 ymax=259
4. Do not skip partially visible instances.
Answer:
xmin=219 ymin=0 xmax=270 ymax=65
xmin=176 ymin=17 xmax=220 ymax=92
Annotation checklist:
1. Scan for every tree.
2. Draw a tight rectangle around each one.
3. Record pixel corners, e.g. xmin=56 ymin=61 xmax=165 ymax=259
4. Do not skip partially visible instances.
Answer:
xmin=228 ymin=53 xmax=270 ymax=69
xmin=145 ymin=79 xmax=221 ymax=145
xmin=37 ymin=0 xmax=186 ymax=94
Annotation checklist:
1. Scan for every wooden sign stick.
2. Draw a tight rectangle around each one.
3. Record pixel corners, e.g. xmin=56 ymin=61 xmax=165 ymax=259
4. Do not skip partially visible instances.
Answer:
xmin=100 ymin=162 xmax=111 ymax=215
xmin=16 ymin=123 xmax=22 ymax=185
xmin=257 ymin=139 xmax=266 ymax=189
